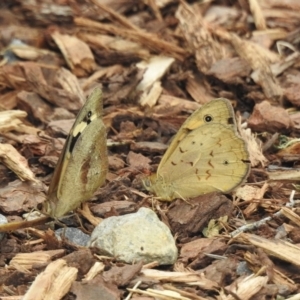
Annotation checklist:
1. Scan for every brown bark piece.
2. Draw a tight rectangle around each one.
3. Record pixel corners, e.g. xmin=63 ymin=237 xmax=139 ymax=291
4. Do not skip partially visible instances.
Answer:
xmin=277 ymin=141 xmax=300 ymax=161
xmin=108 ymin=155 xmax=125 ymax=171
xmin=176 ymin=3 xmax=224 ymax=74
xmin=126 ymin=151 xmax=151 ymax=171
xmin=52 ymin=31 xmax=96 ymax=77
xmin=17 ymin=0 xmax=137 ymax=25
xmin=63 ymin=249 xmax=95 ymax=278
xmin=0 ymin=179 xmax=45 ymax=214
xmin=17 ymin=91 xmax=54 ymax=124
xmin=93 ymin=47 xmax=143 ymax=67
xmin=80 ymin=33 xmax=149 ymax=61
xmin=81 ymin=32 xmax=149 ymax=58
xmin=0 ymin=90 xmax=19 ymax=109
xmin=47 ymin=119 xmax=74 ymax=137
xmin=229 ymin=34 xmax=282 ymax=101
xmin=118 ymin=120 xmax=140 ymax=140
xmin=167 ymin=193 xmax=233 ymax=237
xmin=103 ymin=261 xmax=143 ymax=286
xmin=207 ymin=57 xmax=251 ymax=84
xmin=0 ymin=62 xmax=85 ymax=110
xmin=289 ymin=227 xmax=300 ymax=243
xmin=71 ymin=276 xmax=120 ymax=300
xmin=103 ymin=67 xmax=144 ymax=106
xmin=185 ymin=75 xmax=213 ymax=105
xmin=75 ymin=17 xmax=186 ymax=61
xmin=91 ymin=200 xmax=136 ymax=217
xmin=82 ymin=32 xmax=150 ymax=66
xmin=180 ymin=238 xmax=227 ymax=269
xmin=248 ymin=100 xmax=294 ymax=133
xmin=157 ymin=94 xmax=201 ymax=112
xmin=130 ymin=142 xmax=167 ymax=154
xmin=202 ymin=257 xmax=238 ymax=286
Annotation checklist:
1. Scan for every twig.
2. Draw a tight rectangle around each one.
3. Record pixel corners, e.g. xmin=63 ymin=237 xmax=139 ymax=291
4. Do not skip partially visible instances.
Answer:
xmin=231 ymin=190 xmax=296 ymax=237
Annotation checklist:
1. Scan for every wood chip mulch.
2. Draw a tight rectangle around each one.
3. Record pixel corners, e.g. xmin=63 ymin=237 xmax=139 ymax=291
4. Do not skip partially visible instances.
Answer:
xmin=1 ymin=0 xmax=300 ymax=299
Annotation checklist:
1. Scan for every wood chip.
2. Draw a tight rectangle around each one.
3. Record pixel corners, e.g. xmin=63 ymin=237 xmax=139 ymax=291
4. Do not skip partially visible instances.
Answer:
xmin=23 ymin=259 xmax=77 ymax=300
xmin=0 ymin=144 xmax=38 ymax=182
xmin=52 ymin=31 xmax=96 ymax=77
xmin=233 ymin=233 xmax=300 ymax=268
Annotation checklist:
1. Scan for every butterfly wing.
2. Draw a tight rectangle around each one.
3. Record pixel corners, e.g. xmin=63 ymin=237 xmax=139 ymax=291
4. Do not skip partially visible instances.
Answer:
xmin=158 ymin=99 xmax=236 ymax=172
xmin=45 ymin=88 xmax=108 ymax=217
xmin=146 ymin=123 xmax=249 ymax=201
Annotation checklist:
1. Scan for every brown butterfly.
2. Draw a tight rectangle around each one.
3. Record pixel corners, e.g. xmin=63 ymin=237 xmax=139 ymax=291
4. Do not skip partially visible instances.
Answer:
xmin=143 ymin=99 xmax=250 ymax=201
xmin=43 ymin=87 xmax=108 ymax=217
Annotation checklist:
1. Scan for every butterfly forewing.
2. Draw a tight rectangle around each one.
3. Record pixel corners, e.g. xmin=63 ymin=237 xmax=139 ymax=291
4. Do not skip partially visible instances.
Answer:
xmin=45 ymin=88 xmax=108 ymax=218
xmin=158 ymin=99 xmax=237 ymax=173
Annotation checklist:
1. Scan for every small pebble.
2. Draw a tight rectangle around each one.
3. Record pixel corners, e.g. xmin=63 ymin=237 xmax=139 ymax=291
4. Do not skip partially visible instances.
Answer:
xmin=236 ymin=261 xmax=252 ymax=276
xmin=55 ymin=227 xmax=90 ymax=247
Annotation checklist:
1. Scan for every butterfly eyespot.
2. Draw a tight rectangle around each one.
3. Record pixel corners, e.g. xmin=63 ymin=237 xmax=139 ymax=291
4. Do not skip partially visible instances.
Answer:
xmin=223 ymin=160 xmax=229 ymax=165
xmin=204 ymin=114 xmax=213 ymax=123
xmin=87 ymin=111 xmax=92 ymax=118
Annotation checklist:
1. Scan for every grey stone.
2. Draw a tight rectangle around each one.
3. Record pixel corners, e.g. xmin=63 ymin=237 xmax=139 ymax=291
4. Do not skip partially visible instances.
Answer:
xmin=89 ymin=207 xmax=178 ymax=265
xmin=55 ymin=227 xmax=90 ymax=247
xmin=236 ymin=261 xmax=252 ymax=276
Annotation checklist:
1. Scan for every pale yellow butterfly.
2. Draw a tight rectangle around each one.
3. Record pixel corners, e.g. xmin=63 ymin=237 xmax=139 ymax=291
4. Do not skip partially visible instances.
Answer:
xmin=43 ymin=87 xmax=108 ymax=217
xmin=143 ymin=99 xmax=250 ymax=201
